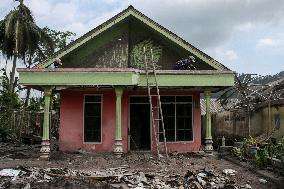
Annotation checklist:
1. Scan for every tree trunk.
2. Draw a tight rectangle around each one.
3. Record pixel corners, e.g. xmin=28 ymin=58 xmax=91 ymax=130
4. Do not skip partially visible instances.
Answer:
xmin=24 ymin=88 xmax=31 ymax=107
xmin=9 ymin=54 xmax=17 ymax=93
xmin=24 ymin=56 xmax=33 ymax=108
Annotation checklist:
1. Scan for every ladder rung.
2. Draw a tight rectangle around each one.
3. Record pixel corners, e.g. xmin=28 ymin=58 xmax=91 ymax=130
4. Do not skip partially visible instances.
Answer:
xmin=154 ymin=118 xmax=161 ymax=121
xmin=152 ymin=106 xmax=159 ymax=109
xmin=150 ymin=94 xmax=159 ymax=96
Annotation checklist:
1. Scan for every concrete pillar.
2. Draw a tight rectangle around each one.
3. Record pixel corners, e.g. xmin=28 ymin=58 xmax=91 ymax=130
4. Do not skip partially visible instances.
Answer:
xmin=113 ymin=87 xmax=123 ymax=157
xmin=204 ymin=90 xmax=213 ymax=153
xmin=40 ymin=86 xmax=53 ymax=159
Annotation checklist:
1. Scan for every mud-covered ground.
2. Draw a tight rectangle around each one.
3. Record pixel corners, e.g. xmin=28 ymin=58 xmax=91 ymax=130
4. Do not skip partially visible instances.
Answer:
xmin=0 ymin=143 xmax=283 ymax=189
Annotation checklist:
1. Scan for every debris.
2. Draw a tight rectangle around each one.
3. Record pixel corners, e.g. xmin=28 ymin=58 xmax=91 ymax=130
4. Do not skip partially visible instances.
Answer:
xmin=0 ymin=142 xmax=279 ymax=188
xmin=0 ymin=169 xmax=21 ymax=177
xmin=245 ymin=183 xmax=252 ymax=189
xmin=222 ymin=169 xmax=237 ymax=176
xmin=259 ymin=178 xmax=267 ymax=184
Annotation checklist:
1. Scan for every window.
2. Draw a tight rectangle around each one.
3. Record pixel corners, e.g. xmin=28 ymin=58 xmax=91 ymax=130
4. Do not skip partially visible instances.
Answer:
xmin=159 ymin=96 xmax=193 ymax=142
xmin=84 ymin=96 xmax=102 ymax=142
xmin=275 ymin=113 xmax=280 ymax=130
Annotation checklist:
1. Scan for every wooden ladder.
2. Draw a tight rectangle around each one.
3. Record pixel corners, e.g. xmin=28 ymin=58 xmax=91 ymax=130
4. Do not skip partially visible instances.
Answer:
xmin=143 ymin=47 xmax=168 ymax=160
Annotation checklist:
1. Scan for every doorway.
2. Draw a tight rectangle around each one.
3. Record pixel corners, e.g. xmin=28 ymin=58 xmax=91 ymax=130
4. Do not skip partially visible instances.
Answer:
xmin=129 ymin=97 xmax=151 ymax=151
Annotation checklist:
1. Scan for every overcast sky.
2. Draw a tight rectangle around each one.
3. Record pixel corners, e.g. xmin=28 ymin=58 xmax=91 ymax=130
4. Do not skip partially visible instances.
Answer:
xmin=1 ymin=0 xmax=284 ymax=75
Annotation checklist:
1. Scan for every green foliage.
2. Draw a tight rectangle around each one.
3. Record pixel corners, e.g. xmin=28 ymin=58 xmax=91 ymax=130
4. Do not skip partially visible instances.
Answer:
xmin=0 ymin=0 xmax=55 ymax=93
xmin=0 ymin=2 xmax=54 ymax=60
xmin=260 ymin=139 xmax=284 ymax=163
xmin=244 ymin=136 xmax=257 ymax=146
xmin=42 ymin=27 xmax=75 ymax=52
xmin=27 ymin=97 xmax=43 ymax=112
xmin=231 ymin=147 xmax=243 ymax=158
xmin=255 ymin=148 xmax=269 ymax=168
xmin=0 ymin=69 xmax=21 ymax=142
xmin=31 ymin=27 xmax=75 ymax=66
xmin=274 ymin=139 xmax=284 ymax=162
xmin=130 ymin=39 xmax=162 ymax=69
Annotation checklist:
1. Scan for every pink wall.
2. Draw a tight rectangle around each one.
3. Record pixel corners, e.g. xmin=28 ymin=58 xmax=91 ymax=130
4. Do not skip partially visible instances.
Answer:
xmin=59 ymin=89 xmax=201 ymax=153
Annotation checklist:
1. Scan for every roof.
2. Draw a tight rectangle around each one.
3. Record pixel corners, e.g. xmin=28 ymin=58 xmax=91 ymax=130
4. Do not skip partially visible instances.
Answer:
xmin=200 ymin=98 xmax=225 ymax=115
xmin=34 ymin=6 xmax=229 ymax=71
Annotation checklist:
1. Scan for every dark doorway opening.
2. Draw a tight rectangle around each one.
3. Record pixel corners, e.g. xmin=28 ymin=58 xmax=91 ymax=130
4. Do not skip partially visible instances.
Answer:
xmin=129 ymin=97 xmax=151 ymax=151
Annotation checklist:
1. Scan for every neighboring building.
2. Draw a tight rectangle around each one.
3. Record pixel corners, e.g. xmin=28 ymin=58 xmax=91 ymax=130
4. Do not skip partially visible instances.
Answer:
xmin=200 ymin=99 xmax=247 ymax=144
xmin=250 ymin=100 xmax=283 ymax=140
xmin=17 ymin=6 xmax=234 ymax=158
xmin=205 ymin=78 xmax=284 ymax=142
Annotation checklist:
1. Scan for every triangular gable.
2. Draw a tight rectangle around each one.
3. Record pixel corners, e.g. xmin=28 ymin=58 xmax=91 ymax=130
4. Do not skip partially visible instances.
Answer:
xmin=34 ymin=6 xmax=229 ymax=71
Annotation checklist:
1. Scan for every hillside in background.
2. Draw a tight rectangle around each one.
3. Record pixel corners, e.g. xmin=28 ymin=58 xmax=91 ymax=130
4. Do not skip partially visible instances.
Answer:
xmin=212 ymin=71 xmax=284 ymax=98
xmin=252 ymin=71 xmax=284 ymax=84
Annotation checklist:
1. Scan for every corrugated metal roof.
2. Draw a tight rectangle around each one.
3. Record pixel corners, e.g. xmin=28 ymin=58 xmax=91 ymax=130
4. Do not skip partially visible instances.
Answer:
xmin=200 ymin=98 xmax=225 ymax=115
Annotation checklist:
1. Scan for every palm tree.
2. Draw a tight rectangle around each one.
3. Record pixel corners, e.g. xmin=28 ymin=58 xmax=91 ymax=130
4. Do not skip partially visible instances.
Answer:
xmin=0 ymin=0 xmax=54 ymax=93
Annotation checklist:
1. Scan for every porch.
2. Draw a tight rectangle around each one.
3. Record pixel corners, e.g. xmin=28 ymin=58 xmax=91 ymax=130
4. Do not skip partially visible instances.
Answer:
xmin=17 ymin=68 xmax=234 ymax=158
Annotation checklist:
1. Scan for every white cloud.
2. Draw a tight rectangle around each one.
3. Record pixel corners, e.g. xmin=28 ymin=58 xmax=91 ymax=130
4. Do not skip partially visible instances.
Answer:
xmin=0 ymin=0 xmax=13 ymax=9
xmin=63 ymin=22 xmax=88 ymax=36
xmin=236 ymin=22 xmax=255 ymax=31
xmin=209 ymin=48 xmax=239 ymax=63
xmin=256 ymin=33 xmax=284 ymax=49
xmin=225 ymin=50 xmax=239 ymax=61
xmin=127 ymin=0 xmax=284 ymax=50
xmin=26 ymin=0 xmax=52 ymax=18
xmin=257 ymin=38 xmax=278 ymax=48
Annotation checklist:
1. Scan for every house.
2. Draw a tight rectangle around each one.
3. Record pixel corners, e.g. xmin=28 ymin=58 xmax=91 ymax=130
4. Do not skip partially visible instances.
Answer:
xmin=200 ymin=99 xmax=247 ymax=140
xmin=207 ymin=78 xmax=284 ymax=143
xmin=17 ymin=6 xmax=234 ymax=158
xmin=249 ymin=78 xmax=284 ymax=141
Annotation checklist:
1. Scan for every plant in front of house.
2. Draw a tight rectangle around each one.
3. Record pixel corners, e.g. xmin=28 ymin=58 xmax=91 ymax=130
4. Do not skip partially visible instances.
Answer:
xmin=244 ymin=136 xmax=258 ymax=157
xmin=231 ymin=147 xmax=243 ymax=159
xmin=254 ymin=147 xmax=270 ymax=168
xmin=274 ymin=139 xmax=284 ymax=163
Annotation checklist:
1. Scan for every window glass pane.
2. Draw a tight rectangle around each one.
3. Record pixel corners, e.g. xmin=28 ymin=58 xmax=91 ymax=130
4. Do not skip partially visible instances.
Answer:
xmin=176 ymin=104 xmax=192 ymax=116
xmin=176 ymin=117 xmax=186 ymax=129
xmin=176 ymin=130 xmax=193 ymax=141
xmin=84 ymin=96 xmax=101 ymax=142
xmin=85 ymin=96 xmax=101 ymax=103
xmin=176 ymin=102 xmax=193 ymax=141
xmin=161 ymin=96 xmax=175 ymax=103
xmin=85 ymin=103 xmax=101 ymax=116
xmin=176 ymin=96 xmax=192 ymax=103
xmin=162 ymin=104 xmax=175 ymax=116
xmin=159 ymin=130 xmax=175 ymax=142
xmin=130 ymin=97 xmax=149 ymax=103
xmin=159 ymin=96 xmax=193 ymax=142
xmin=159 ymin=103 xmax=175 ymax=142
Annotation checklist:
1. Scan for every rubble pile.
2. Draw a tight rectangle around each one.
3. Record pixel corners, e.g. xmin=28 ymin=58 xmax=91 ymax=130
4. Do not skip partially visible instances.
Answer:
xmin=0 ymin=166 xmax=251 ymax=189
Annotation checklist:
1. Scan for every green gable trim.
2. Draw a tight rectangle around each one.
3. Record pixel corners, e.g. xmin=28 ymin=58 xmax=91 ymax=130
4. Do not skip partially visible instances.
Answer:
xmin=18 ymin=69 xmax=234 ymax=87
xmin=138 ymin=74 xmax=234 ymax=87
xmin=34 ymin=6 xmax=228 ymax=71
xmin=19 ymin=71 xmax=139 ymax=86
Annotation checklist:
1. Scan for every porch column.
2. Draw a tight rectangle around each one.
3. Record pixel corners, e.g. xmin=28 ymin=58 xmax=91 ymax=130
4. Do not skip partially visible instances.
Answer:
xmin=204 ymin=90 xmax=213 ymax=153
xmin=40 ymin=86 xmax=53 ymax=159
xmin=113 ymin=86 xmax=123 ymax=157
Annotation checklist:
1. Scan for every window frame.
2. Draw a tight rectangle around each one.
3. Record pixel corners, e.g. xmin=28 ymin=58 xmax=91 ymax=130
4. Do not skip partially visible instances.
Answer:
xmin=158 ymin=95 xmax=194 ymax=143
xmin=83 ymin=94 xmax=103 ymax=144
